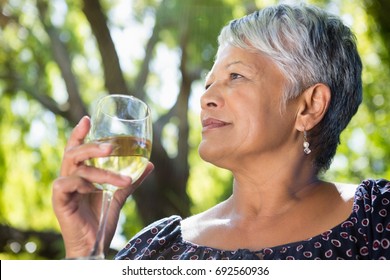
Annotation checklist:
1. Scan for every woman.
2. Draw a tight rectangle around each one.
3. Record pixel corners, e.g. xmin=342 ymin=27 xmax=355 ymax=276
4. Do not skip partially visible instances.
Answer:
xmin=52 ymin=3 xmax=390 ymax=260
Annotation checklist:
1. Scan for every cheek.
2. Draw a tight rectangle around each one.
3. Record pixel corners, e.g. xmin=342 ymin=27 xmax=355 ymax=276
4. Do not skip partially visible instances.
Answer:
xmin=240 ymin=120 xmax=267 ymax=149
xmin=242 ymin=108 xmax=286 ymax=147
xmin=245 ymin=106 xmax=272 ymax=134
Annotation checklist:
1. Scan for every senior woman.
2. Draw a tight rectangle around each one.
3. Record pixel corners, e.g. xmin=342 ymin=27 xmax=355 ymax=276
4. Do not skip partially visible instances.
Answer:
xmin=52 ymin=3 xmax=390 ymax=260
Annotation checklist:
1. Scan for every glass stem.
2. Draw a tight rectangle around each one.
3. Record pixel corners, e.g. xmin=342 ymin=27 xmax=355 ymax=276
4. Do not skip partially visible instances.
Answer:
xmin=89 ymin=189 xmax=115 ymax=259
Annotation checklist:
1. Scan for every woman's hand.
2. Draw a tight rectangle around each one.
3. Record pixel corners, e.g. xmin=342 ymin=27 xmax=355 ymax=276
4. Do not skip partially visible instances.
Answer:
xmin=52 ymin=116 xmax=154 ymax=258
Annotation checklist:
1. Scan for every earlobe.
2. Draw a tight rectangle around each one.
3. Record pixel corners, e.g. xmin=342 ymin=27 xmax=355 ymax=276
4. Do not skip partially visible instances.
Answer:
xmin=295 ymin=83 xmax=331 ymax=131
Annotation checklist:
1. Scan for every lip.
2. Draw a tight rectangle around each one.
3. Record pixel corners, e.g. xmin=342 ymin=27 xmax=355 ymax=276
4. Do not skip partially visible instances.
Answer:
xmin=201 ymin=118 xmax=230 ymax=132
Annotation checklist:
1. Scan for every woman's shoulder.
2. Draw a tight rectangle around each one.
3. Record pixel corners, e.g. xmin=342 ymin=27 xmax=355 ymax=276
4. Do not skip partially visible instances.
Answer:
xmin=352 ymin=178 xmax=390 ymax=224
xmin=332 ymin=178 xmax=390 ymax=203
xmin=131 ymin=215 xmax=183 ymax=240
xmin=181 ymin=201 xmax=229 ymax=242
xmin=115 ymin=215 xmax=183 ymax=259
xmin=355 ymin=178 xmax=390 ymax=199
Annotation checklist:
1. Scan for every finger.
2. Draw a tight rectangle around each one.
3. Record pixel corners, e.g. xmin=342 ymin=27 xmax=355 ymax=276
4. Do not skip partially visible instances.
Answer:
xmin=114 ymin=162 xmax=155 ymax=205
xmin=52 ymin=175 xmax=97 ymax=209
xmin=133 ymin=162 xmax=155 ymax=188
xmin=61 ymin=142 xmax=113 ymax=175
xmin=65 ymin=116 xmax=91 ymax=151
xmin=74 ymin=165 xmax=133 ymax=188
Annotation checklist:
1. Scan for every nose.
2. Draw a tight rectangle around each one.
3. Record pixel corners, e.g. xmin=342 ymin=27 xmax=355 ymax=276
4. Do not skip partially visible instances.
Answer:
xmin=200 ymin=84 xmax=224 ymax=109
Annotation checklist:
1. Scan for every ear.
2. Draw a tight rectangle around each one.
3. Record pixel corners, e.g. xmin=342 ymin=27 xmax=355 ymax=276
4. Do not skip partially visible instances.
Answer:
xmin=295 ymin=83 xmax=331 ymax=131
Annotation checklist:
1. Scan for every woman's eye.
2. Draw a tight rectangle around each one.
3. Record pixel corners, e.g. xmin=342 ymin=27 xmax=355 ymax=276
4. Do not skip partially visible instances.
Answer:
xmin=230 ymin=73 xmax=243 ymax=80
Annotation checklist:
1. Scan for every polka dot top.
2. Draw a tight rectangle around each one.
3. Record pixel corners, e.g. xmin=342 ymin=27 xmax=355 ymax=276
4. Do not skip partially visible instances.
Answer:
xmin=115 ymin=179 xmax=390 ymax=260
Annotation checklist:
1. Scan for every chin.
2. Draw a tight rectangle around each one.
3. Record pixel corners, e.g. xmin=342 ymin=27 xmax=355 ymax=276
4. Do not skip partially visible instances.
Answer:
xmin=198 ymin=143 xmax=209 ymax=161
xmin=198 ymin=142 xmax=215 ymax=161
xmin=198 ymin=143 xmax=228 ymax=169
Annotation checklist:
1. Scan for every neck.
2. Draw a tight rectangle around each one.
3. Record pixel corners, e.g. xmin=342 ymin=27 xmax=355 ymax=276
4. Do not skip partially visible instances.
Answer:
xmin=228 ymin=153 xmax=320 ymax=219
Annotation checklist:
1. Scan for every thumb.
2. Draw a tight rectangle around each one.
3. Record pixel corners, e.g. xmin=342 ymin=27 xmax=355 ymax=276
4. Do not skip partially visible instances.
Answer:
xmin=113 ymin=162 xmax=155 ymax=207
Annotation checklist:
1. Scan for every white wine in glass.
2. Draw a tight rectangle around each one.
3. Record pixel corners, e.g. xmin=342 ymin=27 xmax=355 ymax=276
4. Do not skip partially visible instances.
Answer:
xmin=87 ymin=94 xmax=152 ymax=259
xmin=89 ymin=136 xmax=152 ymax=190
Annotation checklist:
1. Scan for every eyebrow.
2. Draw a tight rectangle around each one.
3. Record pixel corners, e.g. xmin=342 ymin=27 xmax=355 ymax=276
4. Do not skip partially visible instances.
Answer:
xmin=205 ymin=60 xmax=254 ymax=82
xmin=228 ymin=59 xmax=257 ymax=69
xmin=226 ymin=60 xmax=247 ymax=68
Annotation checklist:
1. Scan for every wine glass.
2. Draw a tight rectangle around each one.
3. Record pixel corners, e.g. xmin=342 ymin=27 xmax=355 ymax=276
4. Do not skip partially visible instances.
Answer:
xmin=87 ymin=94 xmax=152 ymax=259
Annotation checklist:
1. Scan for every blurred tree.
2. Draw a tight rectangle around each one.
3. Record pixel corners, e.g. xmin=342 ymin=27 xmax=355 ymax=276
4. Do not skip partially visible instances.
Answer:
xmin=324 ymin=0 xmax=390 ymax=182
xmin=0 ymin=0 xmax=237 ymax=259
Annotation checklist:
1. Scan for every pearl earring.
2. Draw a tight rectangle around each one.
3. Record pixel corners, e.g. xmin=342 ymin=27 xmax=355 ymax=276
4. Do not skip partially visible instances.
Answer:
xmin=303 ymin=130 xmax=311 ymax=154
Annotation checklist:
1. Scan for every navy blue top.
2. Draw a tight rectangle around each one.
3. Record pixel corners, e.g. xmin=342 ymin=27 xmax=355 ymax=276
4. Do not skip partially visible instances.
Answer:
xmin=115 ymin=179 xmax=390 ymax=260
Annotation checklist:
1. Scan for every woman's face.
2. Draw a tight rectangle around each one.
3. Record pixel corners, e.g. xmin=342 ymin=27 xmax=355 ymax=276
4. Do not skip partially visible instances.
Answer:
xmin=198 ymin=45 xmax=299 ymax=170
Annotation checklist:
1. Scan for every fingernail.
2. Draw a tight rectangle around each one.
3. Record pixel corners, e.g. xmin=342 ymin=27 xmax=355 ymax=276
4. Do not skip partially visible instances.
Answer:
xmin=99 ymin=143 xmax=112 ymax=151
xmin=77 ymin=116 xmax=89 ymax=126
xmin=146 ymin=165 xmax=154 ymax=176
xmin=120 ymin=175 xmax=132 ymax=183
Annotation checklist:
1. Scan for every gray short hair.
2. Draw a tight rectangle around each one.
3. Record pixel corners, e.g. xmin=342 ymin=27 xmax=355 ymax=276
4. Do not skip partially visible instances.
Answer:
xmin=218 ymin=3 xmax=362 ymax=172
